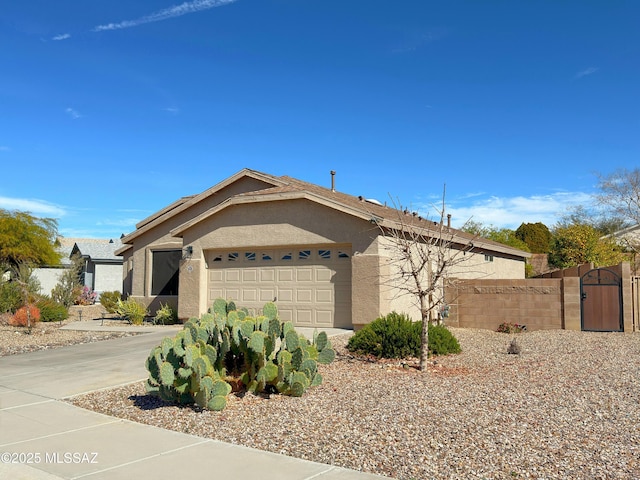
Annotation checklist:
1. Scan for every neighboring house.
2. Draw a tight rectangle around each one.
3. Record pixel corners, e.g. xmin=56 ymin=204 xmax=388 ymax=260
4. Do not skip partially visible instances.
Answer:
xmin=34 ymin=238 xmax=124 ymax=297
xmin=117 ymin=169 xmax=530 ymax=329
xmin=611 ymin=224 xmax=640 ymax=247
xmin=610 ymin=224 xmax=640 ymax=274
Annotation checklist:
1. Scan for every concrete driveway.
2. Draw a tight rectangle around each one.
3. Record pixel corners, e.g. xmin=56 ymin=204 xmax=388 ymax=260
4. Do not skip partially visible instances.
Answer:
xmin=0 ymin=325 xmax=388 ymax=480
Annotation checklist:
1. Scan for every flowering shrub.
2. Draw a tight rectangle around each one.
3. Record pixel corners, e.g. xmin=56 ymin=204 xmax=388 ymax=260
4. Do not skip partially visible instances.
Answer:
xmin=10 ymin=304 xmax=41 ymax=327
xmin=75 ymin=286 xmax=97 ymax=306
xmin=497 ymin=322 xmax=527 ymax=334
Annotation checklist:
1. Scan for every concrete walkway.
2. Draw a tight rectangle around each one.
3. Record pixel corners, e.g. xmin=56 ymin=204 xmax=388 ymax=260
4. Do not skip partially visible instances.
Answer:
xmin=0 ymin=323 xmax=387 ymax=480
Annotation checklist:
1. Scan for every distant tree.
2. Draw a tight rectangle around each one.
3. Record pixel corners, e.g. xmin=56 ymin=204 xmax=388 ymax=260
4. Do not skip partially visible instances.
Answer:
xmin=557 ymin=205 xmax=629 ymax=236
xmin=0 ymin=209 xmax=61 ymax=273
xmin=515 ymin=222 xmax=552 ymax=253
xmin=596 ymin=168 xmax=640 ymax=226
xmin=548 ymin=223 xmax=625 ymax=269
xmin=461 ymin=222 xmax=530 ymax=252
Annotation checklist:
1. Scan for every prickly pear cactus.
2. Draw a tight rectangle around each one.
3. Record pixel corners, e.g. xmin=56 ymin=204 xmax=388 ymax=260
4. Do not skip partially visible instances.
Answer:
xmin=145 ymin=298 xmax=335 ymax=411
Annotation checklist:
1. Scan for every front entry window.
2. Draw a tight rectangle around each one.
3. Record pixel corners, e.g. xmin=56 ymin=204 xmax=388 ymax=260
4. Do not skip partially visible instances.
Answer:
xmin=151 ymin=250 xmax=181 ymax=295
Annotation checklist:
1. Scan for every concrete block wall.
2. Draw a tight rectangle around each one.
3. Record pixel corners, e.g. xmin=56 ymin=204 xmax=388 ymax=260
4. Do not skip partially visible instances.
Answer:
xmin=446 ymin=262 xmax=633 ymax=332
xmin=446 ymin=278 xmax=564 ymax=331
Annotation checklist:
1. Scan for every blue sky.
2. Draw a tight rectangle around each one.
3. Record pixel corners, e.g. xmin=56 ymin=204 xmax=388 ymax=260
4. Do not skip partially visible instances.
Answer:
xmin=1 ymin=1 xmax=638 ymax=239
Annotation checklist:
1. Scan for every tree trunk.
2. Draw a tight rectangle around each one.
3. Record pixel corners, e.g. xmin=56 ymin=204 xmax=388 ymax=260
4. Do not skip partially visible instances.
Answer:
xmin=419 ymin=295 xmax=429 ymax=371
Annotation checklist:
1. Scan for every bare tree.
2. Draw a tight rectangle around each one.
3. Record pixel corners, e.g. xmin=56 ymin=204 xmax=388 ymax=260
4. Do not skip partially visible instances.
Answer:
xmin=596 ymin=168 xmax=640 ymax=226
xmin=376 ymin=189 xmax=476 ymax=371
xmin=596 ymin=168 xmax=640 ymax=273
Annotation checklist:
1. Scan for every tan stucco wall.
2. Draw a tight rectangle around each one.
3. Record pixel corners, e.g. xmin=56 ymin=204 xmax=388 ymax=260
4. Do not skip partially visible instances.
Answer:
xmin=352 ymin=252 xmax=387 ymax=329
xmin=124 ymin=185 xmax=529 ymax=327
xmin=126 ymin=176 xmax=276 ymax=307
xmin=179 ymin=199 xmax=381 ymax=321
xmin=448 ymin=251 xmax=526 ymax=279
xmin=373 ymin=235 xmax=528 ymax=325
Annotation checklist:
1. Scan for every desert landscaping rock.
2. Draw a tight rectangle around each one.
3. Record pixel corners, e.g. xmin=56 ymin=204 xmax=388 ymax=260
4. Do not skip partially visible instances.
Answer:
xmin=63 ymin=328 xmax=640 ymax=480
xmin=0 ymin=323 xmax=137 ymax=356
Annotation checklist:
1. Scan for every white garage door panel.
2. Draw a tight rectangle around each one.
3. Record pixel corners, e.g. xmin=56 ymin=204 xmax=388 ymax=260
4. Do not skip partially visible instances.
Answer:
xmin=207 ymin=246 xmax=352 ymax=328
xmin=297 ymin=268 xmax=313 ymax=282
xmin=316 ymin=289 xmax=332 ymax=303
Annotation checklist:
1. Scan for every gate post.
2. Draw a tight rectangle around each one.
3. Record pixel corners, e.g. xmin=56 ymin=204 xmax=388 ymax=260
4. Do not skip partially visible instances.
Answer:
xmin=620 ymin=262 xmax=633 ymax=333
xmin=563 ymin=277 xmax=581 ymax=331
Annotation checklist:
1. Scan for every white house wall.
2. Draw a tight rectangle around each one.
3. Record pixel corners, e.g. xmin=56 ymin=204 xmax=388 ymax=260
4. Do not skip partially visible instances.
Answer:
xmin=93 ymin=263 xmax=123 ymax=294
xmin=33 ymin=267 xmax=66 ymax=296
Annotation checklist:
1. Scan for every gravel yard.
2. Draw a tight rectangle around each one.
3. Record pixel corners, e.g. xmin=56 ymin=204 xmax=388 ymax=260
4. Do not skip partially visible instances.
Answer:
xmin=0 ymin=322 xmax=138 ymax=356
xmin=67 ymin=328 xmax=640 ymax=480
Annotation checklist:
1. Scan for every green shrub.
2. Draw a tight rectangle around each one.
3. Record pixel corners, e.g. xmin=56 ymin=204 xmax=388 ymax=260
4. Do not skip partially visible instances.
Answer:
xmin=0 ymin=281 xmax=23 ymax=313
xmin=347 ymin=312 xmax=421 ymax=358
xmin=347 ymin=312 xmax=461 ymax=358
xmin=115 ymin=298 xmax=149 ymax=325
xmin=145 ymin=298 xmax=335 ymax=411
xmin=36 ymin=296 xmax=68 ymax=322
xmin=428 ymin=323 xmax=461 ymax=355
xmin=154 ymin=302 xmax=179 ymax=325
xmin=100 ymin=291 xmax=122 ymax=314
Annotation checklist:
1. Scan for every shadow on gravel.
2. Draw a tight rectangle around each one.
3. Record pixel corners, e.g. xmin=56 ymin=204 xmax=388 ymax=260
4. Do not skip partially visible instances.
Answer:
xmin=129 ymin=394 xmax=169 ymax=410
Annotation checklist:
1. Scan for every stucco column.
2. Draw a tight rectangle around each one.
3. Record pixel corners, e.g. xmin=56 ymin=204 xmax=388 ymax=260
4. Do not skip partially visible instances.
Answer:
xmin=351 ymin=253 xmax=387 ymax=329
xmin=178 ymin=257 xmax=203 ymax=320
xmin=563 ymin=277 xmax=581 ymax=331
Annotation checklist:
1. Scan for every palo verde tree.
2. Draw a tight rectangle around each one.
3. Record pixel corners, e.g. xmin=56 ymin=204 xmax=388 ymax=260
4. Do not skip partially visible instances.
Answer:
xmin=0 ymin=209 xmax=61 ymax=274
xmin=376 ymin=190 xmax=475 ymax=371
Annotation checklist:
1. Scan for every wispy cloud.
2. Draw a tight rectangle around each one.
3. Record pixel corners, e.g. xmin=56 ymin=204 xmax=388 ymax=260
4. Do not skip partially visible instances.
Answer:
xmin=164 ymin=107 xmax=180 ymax=114
xmin=0 ymin=146 xmax=9 ymax=152
xmin=575 ymin=67 xmax=598 ymax=79
xmin=421 ymin=191 xmax=594 ymax=229
xmin=65 ymin=107 xmax=82 ymax=119
xmin=0 ymin=196 xmax=67 ymax=217
xmin=93 ymin=0 xmax=237 ymax=32
xmin=52 ymin=33 xmax=71 ymax=41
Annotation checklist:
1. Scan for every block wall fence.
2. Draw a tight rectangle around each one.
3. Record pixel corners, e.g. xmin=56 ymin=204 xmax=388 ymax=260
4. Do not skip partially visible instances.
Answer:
xmin=444 ymin=262 xmax=633 ymax=332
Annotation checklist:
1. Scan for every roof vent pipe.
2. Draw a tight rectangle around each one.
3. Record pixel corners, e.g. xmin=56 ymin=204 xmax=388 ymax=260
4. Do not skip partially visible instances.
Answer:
xmin=447 ymin=214 xmax=451 ymax=228
xmin=330 ymin=170 xmax=336 ymax=192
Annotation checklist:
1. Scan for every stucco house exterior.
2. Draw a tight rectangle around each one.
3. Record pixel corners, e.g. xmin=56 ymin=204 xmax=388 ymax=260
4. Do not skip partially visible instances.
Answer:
xmin=608 ymin=224 xmax=640 ymax=274
xmin=116 ymin=169 xmax=530 ymax=328
xmin=34 ymin=238 xmax=124 ymax=298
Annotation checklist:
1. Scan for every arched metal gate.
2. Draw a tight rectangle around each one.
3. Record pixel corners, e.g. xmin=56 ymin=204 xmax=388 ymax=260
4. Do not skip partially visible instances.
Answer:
xmin=580 ymin=268 xmax=623 ymax=332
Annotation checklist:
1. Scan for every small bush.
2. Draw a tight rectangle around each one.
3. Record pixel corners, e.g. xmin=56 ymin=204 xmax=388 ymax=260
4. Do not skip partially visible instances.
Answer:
xmin=347 ymin=312 xmax=461 ymax=359
xmin=100 ymin=291 xmax=122 ymax=314
xmin=52 ymin=283 xmax=82 ymax=308
xmin=429 ymin=323 xmax=461 ymax=355
xmin=0 ymin=281 xmax=23 ymax=313
xmin=347 ymin=312 xmax=421 ymax=358
xmin=497 ymin=322 xmax=526 ymax=334
xmin=10 ymin=304 xmax=41 ymax=327
xmin=36 ymin=297 xmax=68 ymax=322
xmin=115 ymin=298 xmax=148 ymax=325
xmin=154 ymin=302 xmax=179 ymax=324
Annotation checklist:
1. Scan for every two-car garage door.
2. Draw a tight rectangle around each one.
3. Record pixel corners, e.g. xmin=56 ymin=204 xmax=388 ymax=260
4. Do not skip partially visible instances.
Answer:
xmin=207 ymin=246 xmax=352 ymax=328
